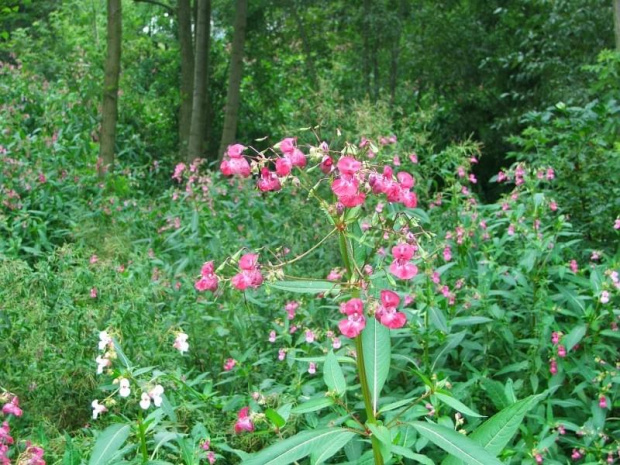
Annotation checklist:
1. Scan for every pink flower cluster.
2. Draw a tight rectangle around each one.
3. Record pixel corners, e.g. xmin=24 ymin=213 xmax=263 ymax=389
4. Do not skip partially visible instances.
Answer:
xmin=338 ymin=292 xmax=408 ymax=339
xmin=220 ymin=144 xmax=251 ymax=177
xmin=0 ymin=421 xmax=13 ymax=465
xmin=231 ymin=254 xmax=263 ymax=291
xmin=1 ymin=396 xmax=22 ymax=417
xmin=195 ymin=261 xmax=219 ymax=292
xmin=219 ymin=137 xmax=418 ymax=211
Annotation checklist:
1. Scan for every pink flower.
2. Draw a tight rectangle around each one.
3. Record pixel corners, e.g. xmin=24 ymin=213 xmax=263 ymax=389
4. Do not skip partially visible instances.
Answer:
xmin=557 ymin=345 xmax=566 ymax=358
xmin=278 ymin=137 xmax=297 ymax=154
xmin=571 ymin=449 xmax=582 ymax=460
xmin=569 ymin=260 xmax=578 ymax=273
xmin=207 ymin=451 xmax=216 ymax=464
xmin=443 ymin=246 xmax=452 ymax=262
xmin=90 ymin=254 xmax=98 ymax=264
xmin=535 ymin=453 xmax=543 ymax=464
xmin=327 ymin=269 xmax=342 ymax=281
xmin=223 ymin=358 xmax=237 ymax=371
xmin=337 ymin=156 xmax=362 ymax=175
xmin=389 ymin=244 xmax=418 ymax=280
xmin=332 ymin=337 xmax=341 ymax=349
xmin=278 ymin=348 xmax=286 ymax=361
xmin=172 ymin=163 xmax=186 ymax=181
xmin=397 ymin=172 xmax=414 ymax=189
xmin=338 ymin=298 xmax=366 ymax=338
xmin=600 ymin=291 xmax=610 ymax=304
xmin=195 ymin=261 xmax=219 ymax=292
xmin=275 ymin=157 xmax=292 ymax=176
xmin=551 ymin=332 xmax=560 ymax=345
xmin=231 ymin=270 xmax=263 ymax=290
xmin=305 ymin=330 xmax=315 ymax=343
xmin=497 ymin=171 xmax=507 ymax=182
xmin=320 ymin=155 xmax=334 ymax=174
xmin=308 ymin=362 xmax=316 ymax=374
xmin=614 ymin=218 xmax=620 ymax=229
xmin=257 ymin=168 xmax=281 ymax=192
xmin=227 ymin=144 xmax=246 ymax=158
xmin=90 ymin=287 xmax=98 ymax=299
xmin=550 ymin=201 xmax=558 ymax=211
xmin=2 ymin=397 xmax=22 ymax=417
xmin=234 ymin=407 xmax=254 ymax=433
xmin=376 ymin=290 xmax=407 ymax=329
xmin=549 ymin=359 xmax=557 ymax=375
xmin=599 ymin=395 xmax=608 ymax=409
xmin=239 ymin=254 xmax=259 ymax=271
xmin=409 ymin=153 xmax=418 ymax=163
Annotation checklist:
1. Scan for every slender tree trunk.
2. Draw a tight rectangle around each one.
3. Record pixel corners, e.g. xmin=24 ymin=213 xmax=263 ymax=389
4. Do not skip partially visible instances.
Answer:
xmin=289 ymin=0 xmax=318 ymax=90
xmin=187 ymin=0 xmax=211 ymax=162
xmin=178 ymin=0 xmax=194 ymax=159
xmin=99 ymin=0 xmax=122 ymax=177
xmin=218 ymin=0 xmax=249 ymax=159
xmin=614 ymin=0 xmax=620 ymax=50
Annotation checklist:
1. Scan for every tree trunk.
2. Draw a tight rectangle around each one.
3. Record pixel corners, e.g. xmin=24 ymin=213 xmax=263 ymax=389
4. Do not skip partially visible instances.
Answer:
xmin=389 ymin=0 xmax=407 ymax=108
xmin=218 ymin=0 xmax=249 ymax=160
xmin=178 ymin=0 xmax=194 ymax=159
xmin=187 ymin=0 xmax=211 ymax=162
xmin=614 ymin=0 xmax=620 ymax=50
xmin=99 ymin=0 xmax=122 ymax=177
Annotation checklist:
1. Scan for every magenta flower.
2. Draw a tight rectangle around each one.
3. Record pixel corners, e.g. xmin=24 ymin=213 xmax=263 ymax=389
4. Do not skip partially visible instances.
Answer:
xmin=375 ymin=290 xmax=407 ymax=329
xmin=337 ymin=156 xmax=362 ymax=175
xmin=257 ymin=168 xmax=281 ymax=192
xmin=389 ymin=243 xmax=418 ymax=280
xmin=1 ymin=397 xmax=22 ymax=417
xmin=338 ymin=298 xmax=366 ymax=338
xmin=220 ymin=145 xmax=250 ymax=177
xmin=275 ymin=157 xmax=292 ymax=176
xmin=278 ymin=137 xmax=297 ymax=154
xmin=223 ymin=358 xmax=237 ymax=371
xmin=234 ymin=407 xmax=254 ymax=433
xmin=227 ymin=144 xmax=246 ymax=158
xmin=195 ymin=261 xmax=218 ymax=292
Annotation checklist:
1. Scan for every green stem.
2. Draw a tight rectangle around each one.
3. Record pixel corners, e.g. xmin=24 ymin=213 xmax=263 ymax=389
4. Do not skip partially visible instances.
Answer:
xmin=339 ymin=230 xmax=384 ymax=465
xmin=138 ymin=416 xmax=148 ymax=463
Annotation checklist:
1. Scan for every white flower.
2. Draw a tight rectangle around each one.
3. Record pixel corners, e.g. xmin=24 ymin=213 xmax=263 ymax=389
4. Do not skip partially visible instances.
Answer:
xmin=149 ymin=385 xmax=164 ymax=407
xmin=96 ymin=355 xmax=110 ymax=375
xmin=119 ymin=378 xmax=131 ymax=398
xmin=140 ymin=392 xmax=151 ymax=410
xmin=98 ymin=331 xmax=112 ymax=351
xmin=600 ymin=291 xmax=610 ymax=304
xmin=92 ymin=400 xmax=107 ymax=419
xmin=173 ymin=332 xmax=189 ymax=353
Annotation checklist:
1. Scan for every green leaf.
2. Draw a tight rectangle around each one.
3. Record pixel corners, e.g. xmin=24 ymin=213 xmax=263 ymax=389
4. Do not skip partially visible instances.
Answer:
xmin=243 ymin=428 xmax=355 ymax=465
xmin=434 ymin=393 xmax=484 ymax=418
xmin=362 ymin=318 xmax=391 ymax=415
xmin=391 ymin=445 xmax=435 ymax=464
xmin=291 ymin=397 xmax=334 ymax=414
xmin=323 ymin=350 xmax=347 ymax=395
xmin=88 ymin=424 xmax=131 ymax=465
xmin=268 ymin=280 xmax=341 ymax=295
xmin=563 ymin=324 xmax=587 ymax=352
xmin=450 ymin=316 xmax=492 ymax=327
xmin=441 ymin=394 xmax=544 ymax=465
xmin=310 ymin=429 xmax=356 ymax=464
xmin=411 ymin=421 xmax=503 ymax=465
xmin=429 ymin=307 xmax=449 ymax=333
xmin=112 ymin=339 xmax=132 ymax=370
xmin=265 ymin=408 xmax=286 ymax=428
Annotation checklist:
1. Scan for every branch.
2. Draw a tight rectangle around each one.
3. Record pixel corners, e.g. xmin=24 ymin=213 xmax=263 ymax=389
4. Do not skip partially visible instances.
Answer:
xmin=133 ymin=0 xmax=174 ymax=14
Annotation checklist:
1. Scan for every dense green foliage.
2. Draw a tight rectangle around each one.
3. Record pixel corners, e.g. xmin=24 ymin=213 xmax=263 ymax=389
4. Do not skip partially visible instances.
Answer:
xmin=0 ymin=0 xmax=619 ymax=464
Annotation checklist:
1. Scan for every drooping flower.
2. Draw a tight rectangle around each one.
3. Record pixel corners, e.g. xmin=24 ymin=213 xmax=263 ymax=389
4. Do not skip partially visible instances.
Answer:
xmin=234 ymin=407 xmax=254 ymax=433
xmin=92 ymin=400 xmax=107 ymax=419
xmin=96 ymin=355 xmax=111 ymax=374
xmin=375 ymin=290 xmax=407 ymax=329
xmin=389 ymin=243 xmax=418 ymax=280
xmin=140 ymin=392 xmax=151 ymax=410
xmin=173 ymin=332 xmax=189 ymax=353
xmin=195 ymin=260 xmax=219 ymax=292
xmin=118 ymin=378 xmax=131 ymax=398
xmin=149 ymin=385 xmax=164 ymax=407
xmin=98 ymin=331 xmax=112 ymax=351
xmin=338 ymin=298 xmax=366 ymax=338
xmin=223 ymin=358 xmax=237 ymax=371
xmin=308 ymin=362 xmax=316 ymax=375
xmin=1 ymin=397 xmax=22 ymax=417
xmin=257 ymin=168 xmax=281 ymax=192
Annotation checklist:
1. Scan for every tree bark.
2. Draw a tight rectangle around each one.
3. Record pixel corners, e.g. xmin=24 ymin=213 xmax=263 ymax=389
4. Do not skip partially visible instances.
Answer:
xmin=187 ymin=0 xmax=211 ymax=162
xmin=218 ymin=0 xmax=248 ymax=160
xmin=178 ymin=0 xmax=194 ymax=159
xmin=614 ymin=0 xmax=620 ymax=50
xmin=99 ymin=0 xmax=122 ymax=177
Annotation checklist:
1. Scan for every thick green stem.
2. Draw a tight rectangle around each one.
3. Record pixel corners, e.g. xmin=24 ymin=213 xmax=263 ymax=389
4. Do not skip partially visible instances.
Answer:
xmin=138 ymin=417 xmax=148 ymax=463
xmin=338 ymin=230 xmax=384 ymax=465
